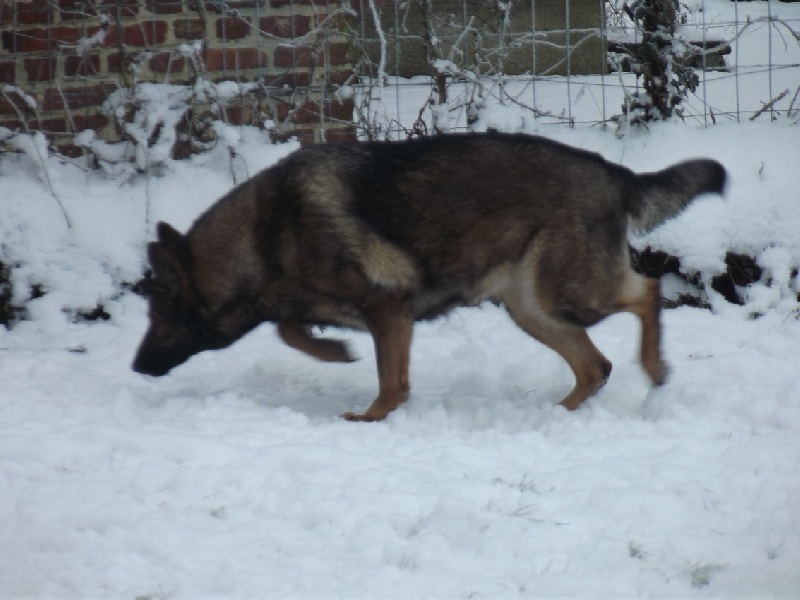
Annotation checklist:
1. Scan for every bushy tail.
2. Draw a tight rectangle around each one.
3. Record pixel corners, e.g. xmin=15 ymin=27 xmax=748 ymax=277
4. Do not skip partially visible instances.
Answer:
xmin=627 ymin=159 xmax=727 ymax=234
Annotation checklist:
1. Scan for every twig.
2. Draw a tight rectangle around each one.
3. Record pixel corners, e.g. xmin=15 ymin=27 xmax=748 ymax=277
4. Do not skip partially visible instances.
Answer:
xmin=0 ymin=84 xmax=32 ymax=129
xmin=27 ymin=132 xmax=72 ymax=229
xmin=787 ymin=84 xmax=800 ymax=118
xmin=368 ymin=0 xmax=387 ymax=87
xmin=1 ymin=87 xmax=71 ymax=228
xmin=749 ymin=89 xmax=789 ymax=121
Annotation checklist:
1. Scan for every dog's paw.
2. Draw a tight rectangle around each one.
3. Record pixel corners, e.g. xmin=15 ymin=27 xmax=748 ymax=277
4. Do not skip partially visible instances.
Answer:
xmin=317 ymin=338 xmax=358 ymax=363
xmin=649 ymin=360 xmax=670 ymax=386
xmin=341 ymin=411 xmax=380 ymax=422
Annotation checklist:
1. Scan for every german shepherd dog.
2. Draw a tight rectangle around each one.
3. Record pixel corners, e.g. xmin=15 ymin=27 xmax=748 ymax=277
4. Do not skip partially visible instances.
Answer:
xmin=133 ymin=131 xmax=725 ymax=421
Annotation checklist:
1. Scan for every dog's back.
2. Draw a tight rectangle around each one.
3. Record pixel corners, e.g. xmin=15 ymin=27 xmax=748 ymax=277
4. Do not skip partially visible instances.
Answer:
xmin=271 ymin=132 xmax=724 ymax=312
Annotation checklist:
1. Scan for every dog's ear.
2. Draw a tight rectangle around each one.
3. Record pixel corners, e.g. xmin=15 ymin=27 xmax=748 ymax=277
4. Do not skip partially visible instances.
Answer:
xmin=156 ymin=221 xmax=185 ymax=249
xmin=149 ymin=223 xmax=192 ymax=295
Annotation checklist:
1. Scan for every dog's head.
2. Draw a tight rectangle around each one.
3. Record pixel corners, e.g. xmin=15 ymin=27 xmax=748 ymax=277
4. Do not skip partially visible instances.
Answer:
xmin=132 ymin=222 xmax=243 ymax=377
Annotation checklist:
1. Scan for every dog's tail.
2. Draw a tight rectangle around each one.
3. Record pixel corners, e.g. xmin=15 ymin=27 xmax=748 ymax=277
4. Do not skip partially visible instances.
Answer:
xmin=627 ymin=158 xmax=726 ymax=234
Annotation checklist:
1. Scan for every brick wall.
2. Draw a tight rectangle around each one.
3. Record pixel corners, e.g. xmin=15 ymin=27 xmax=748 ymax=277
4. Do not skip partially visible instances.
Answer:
xmin=0 ymin=0 xmax=356 ymax=155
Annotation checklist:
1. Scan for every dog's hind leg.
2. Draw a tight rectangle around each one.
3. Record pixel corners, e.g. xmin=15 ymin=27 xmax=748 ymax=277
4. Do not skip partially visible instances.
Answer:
xmin=614 ymin=273 xmax=669 ymax=386
xmin=342 ymin=295 xmax=413 ymax=422
xmin=502 ymin=237 xmax=613 ymax=410
xmin=505 ymin=300 xmax=613 ymax=410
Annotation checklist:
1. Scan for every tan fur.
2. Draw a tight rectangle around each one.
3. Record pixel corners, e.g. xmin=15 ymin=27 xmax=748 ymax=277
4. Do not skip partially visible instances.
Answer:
xmin=277 ymin=321 xmax=355 ymax=363
xmin=341 ymin=294 xmax=413 ymax=422
xmin=360 ymin=235 xmax=419 ymax=289
xmin=299 ymin=164 xmax=419 ymax=290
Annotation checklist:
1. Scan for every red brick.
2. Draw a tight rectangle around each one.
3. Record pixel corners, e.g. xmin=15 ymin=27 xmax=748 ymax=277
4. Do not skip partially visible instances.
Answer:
xmin=0 ymin=60 xmax=14 ymax=84
xmin=224 ymin=104 xmax=244 ymax=125
xmin=1 ymin=2 xmax=12 ymax=26
xmin=89 ymin=24 xmax=117 ymax=46
xmin=96 ymin=1 xmax=139 ymax=17
xmin=56 ymin=144 xmax=86 ymax=158
xmin=38 ymin=117 xmax=69 ymax=133
xmin=272 ymin=42 xmax=349 ymax=69
xmin=72 ymin=113 xmax=110 ymax=132
xmin=287 ymin=101 xmax=321 ymax=124
xmin=352 ymin=0 xmax=394 ymax=13
xmin=97 ymin=25 xmax=117 ymax=47
xmin=122 ymin=20 xmax=167 ymax=47
xmin=64 ymin=54 xmax=100 ymax=77
xmin=107 ymin=53 xmax=122 ymax=73
xmin=24 ymin=56 xmax=57 ymax=82
xmin=328 ymin=68 xmax=354 ymax=86
xmin=59 ymin=0 xmax=88 ymax=21
xmin=150 ymin=51 xmax=186 ymax=74
xmin=259 ymin=15 xmax=311 ymax=39
xmin=0 ymin=98 xmax=20 ymax=117
xmin=324 ymin=126 xmax=357 ymax=142
xmin=106 ymin=52 xmax=123 ymax=73
xmin=263 ymin=72 xmax=310 ymax=87
xmin=270 ymin=0 xmax=335 ymax=7
xmin=12 ymin=26 xmax=83 ymax=53
xmin=293 ymin=129 xmax=316 ymax=146
xmin=326 ymin=42 xmax=350 ymax=66
xmin=225 ymin=103 xmax=263 ymax=126
xmin=194 ymin=0 xmax=264 ymax=10
xmin=278 ymin=98 xmax=354 ymax=125
xmin=327 ymin=97 xmax=354 ymax=121
xmin=216 ymin=17 xmax=251 ymax=41
xmin=275 ymin=101 xmax=290 ymax=121
xmin=150 ymin=0 xmax=184 ymax=14
xmin=273 ymin=44 xmax=312 ymax=69
xmin=107 ymin=51 xmax=137 ymax=74
xmin=0 ymin=119 xmax=24 ymax=130
xmin=16 ymin=2 xmax=54 ymax=25
xmin=0 ymin=90 xmax=34 ymax=116
xmin=205 ymin=48 xmax=267 ymax=72
xmin=271 ymin=126 xmax=314 ymax=145
xmin=42 ymin=86 xmax=107 ymax=111
xmin=208 ymin=75 xmax=238 ymax=84
xmin=174 ymin=19 xmax=205 ymax=39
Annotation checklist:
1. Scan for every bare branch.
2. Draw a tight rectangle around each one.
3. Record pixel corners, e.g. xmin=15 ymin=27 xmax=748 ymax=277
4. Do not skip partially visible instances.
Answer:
xmin=750 ymin=89 xmax=790 ymax=121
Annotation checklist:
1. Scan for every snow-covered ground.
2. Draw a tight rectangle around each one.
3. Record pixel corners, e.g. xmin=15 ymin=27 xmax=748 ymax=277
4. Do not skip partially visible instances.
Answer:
xmin=2 ymin=1 xmax=799 ymax=597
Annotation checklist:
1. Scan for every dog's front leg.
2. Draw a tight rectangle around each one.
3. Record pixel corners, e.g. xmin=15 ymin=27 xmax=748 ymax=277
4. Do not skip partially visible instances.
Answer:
xmin=277 ymin=321 xmax=356 ymax=363
xmin=342 ymin=295 xmax=412 ymax=422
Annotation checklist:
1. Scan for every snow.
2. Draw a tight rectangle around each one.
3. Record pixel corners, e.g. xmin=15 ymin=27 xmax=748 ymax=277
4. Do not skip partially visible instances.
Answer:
xmin=2 ymin=1 xmax=800 ymax=597
xmin=1 ymin=293 xmax=798 ymax=596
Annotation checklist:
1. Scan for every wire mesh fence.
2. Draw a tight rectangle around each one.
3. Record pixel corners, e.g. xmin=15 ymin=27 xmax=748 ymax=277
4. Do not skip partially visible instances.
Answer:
xmin=0 ymin=1 xmax=798 ymax=154
xmin=349 ymin=0 xmax=800 ymax=139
